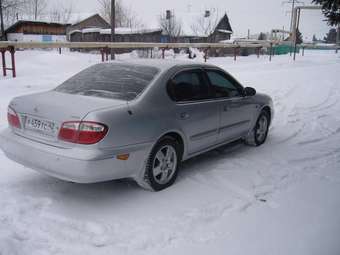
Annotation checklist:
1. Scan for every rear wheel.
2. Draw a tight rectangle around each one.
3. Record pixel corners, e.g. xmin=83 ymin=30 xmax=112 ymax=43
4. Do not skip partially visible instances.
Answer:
xmin=245 ymin=110 xmax=270 ymax=146
xmin=143 ymin=137 xmax=180 ymax=191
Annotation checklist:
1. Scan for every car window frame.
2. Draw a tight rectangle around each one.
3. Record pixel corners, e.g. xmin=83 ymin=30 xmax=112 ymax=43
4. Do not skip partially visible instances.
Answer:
xmin=203 ymin=68 xmax=245 ymax=99
xmin=167 ymin=68 xmax=213 ymax=103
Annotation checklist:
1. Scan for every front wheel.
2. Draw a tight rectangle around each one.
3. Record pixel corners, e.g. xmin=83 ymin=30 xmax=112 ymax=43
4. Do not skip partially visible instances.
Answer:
xmin=142 ymin=137 xmax=180 ymax=191
xmin=245 ymin=110 xmax=270 ymax=146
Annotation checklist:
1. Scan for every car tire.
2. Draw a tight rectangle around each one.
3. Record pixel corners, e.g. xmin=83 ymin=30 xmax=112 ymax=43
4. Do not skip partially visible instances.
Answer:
xmin=245 ymin=110 xmax=270 ymax=147
xmin=142 ymin=137 xmax=181 ymax=191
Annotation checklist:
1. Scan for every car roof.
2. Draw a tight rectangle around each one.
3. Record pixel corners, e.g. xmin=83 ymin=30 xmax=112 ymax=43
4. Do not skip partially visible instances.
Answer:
xmin=108 ymin=59 xmax=219 ymax=72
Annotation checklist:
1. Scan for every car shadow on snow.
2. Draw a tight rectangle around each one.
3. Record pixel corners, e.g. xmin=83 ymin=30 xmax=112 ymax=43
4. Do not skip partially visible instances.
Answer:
xmin=178 ymin=139 xmax=253 ymax=181
xmin=12 ymin=139 xmax=259 ymax=213
xmin=20 ymin=139 xmax=251 ymax=192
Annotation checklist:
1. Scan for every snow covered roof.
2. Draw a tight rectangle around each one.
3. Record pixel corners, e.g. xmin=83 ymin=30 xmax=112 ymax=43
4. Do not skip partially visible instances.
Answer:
xmin=218 ymin=29 xmax=233 ymax=34
xmin=5 ymin=20 xmax=70 ymax=33
xmin=8 ymin=13 xmax=97 ymax=27
xmin=69 ymin=27 xmax=162 ymax=35
xmin=100 ymin=28 xmax=162 ymax=35
xmin=82 ymin=28 xmax=102 ymax=34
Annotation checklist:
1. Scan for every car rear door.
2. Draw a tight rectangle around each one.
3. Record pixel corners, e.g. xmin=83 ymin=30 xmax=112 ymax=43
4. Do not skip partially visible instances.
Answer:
xmin=204 ymin=69 xmax=257 ymax=143
xmin=168 ymin=69 xmax=219 ymax=155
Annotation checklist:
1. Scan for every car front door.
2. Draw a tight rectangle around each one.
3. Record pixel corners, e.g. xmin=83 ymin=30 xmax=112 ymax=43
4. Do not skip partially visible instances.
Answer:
xmin=205 ymin=69 xmax=257 ymax=143
xmin=168 ymin=69 xmax=219 ymax=155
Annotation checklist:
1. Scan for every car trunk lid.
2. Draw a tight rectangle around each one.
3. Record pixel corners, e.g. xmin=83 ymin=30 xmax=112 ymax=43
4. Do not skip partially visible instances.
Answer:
xmin=9 ymin=91 xmax=125 ymax=147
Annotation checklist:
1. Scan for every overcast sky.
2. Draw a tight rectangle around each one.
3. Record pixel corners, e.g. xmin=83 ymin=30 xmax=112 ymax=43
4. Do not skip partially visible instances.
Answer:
xmin=58 ymin=0 xmax=331 ymax=40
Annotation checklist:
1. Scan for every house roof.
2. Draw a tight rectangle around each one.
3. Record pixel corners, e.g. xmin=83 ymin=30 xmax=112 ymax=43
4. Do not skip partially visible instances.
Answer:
xmin=5 ymin=20 xmax=70 ymax=33
xmin=215 ymin=14 xmax=233 ymax=34
xmin=69 ymin=14 xmax=110 ymax=29
xmin=100 ymin=28 xmax=162 ymax=35
xmin=70 ymin=27 xmax=162 ymax=35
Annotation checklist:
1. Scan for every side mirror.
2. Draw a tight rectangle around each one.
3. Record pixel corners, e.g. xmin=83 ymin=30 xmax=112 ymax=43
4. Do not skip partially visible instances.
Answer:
xmin=244 ymin=87 xmax=257 ymax=97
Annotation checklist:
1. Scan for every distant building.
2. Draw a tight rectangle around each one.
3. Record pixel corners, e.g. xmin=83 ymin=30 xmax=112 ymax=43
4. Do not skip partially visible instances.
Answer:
xmin=66 ymin=14 xmax=110 ymax=40
xmin=209 ymin=14 xmax=233 ymax=42
xmin=68 ymin=12 xmax=233 ymax=44
xmin=5 ymin=20 xmax=69 ymax=42
xmin=174 ymin=13 xmax=233 ymax=43
xmin=70 ymin=27 xmax=163 ymax=43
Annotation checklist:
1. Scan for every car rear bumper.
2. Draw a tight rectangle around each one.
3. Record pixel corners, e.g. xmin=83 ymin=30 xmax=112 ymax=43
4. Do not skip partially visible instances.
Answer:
xmin=0 ymin=128 xmax=152 ymax=183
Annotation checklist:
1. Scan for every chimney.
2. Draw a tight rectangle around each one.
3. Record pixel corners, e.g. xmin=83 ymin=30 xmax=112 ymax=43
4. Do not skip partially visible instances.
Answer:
xmin=166 ymin=10 xmax=171 ymax=20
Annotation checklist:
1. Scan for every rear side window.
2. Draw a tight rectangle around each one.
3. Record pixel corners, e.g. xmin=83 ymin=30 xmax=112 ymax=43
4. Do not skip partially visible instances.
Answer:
xmin=206 ymin=70 xmax=243 ymax=98
xmin=168 ymin=70 xmax=209 ymax=102
xmin=55 ymin=63 xmax=159 ymax=101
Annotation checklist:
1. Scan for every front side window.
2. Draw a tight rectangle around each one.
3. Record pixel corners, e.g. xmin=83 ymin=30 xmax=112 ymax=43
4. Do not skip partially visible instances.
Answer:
xmin=168 ymin=70 xmax=209 ymax=102
xmin=206 ymin=70 xmax=243 ymax=98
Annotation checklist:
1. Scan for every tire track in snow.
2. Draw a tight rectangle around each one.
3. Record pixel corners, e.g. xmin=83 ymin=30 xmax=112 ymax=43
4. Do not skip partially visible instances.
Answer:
xmin=0 ymin=191 xmax=237 ymax=255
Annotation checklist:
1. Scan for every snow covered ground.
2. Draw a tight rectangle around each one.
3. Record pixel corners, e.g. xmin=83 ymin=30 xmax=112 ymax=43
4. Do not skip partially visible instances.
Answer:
xmin=0 ymin=49 xmax=340 ymax=255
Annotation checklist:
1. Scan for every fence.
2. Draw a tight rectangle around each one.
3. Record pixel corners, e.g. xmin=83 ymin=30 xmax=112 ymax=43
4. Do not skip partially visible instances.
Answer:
xmin=0 ymin=41 xmax=274 ymax=78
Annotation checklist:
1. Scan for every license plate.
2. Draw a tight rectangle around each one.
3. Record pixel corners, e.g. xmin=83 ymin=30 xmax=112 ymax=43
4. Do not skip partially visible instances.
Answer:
xmin=25 ymin=116 xmax=57 ymax=135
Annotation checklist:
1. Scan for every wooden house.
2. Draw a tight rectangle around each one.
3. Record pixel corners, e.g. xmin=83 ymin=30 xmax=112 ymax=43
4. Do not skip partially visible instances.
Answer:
xmin=5 ymin=20 xmax=69 ymax=42
xmin=70 ymin=27 xmax=162 ymax=43
xmin=166 ymin=12 xmax=233 ymax=43
xmin=68 ymin=13 xmax=232 ymax=44
xmin=208 ymin=14 xmax=233 ymax=42
xmin=66 ymin=14 xmax=110 ymax=39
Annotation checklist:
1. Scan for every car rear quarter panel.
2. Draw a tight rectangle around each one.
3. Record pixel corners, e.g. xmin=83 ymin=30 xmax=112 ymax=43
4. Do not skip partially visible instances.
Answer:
xmin=84 ymin=66 xmax=190 ymax=157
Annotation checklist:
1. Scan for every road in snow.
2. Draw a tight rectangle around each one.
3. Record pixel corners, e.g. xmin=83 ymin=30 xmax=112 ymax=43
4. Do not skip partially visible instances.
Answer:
xmin=0 ymin=50 xmax=340 ymax=255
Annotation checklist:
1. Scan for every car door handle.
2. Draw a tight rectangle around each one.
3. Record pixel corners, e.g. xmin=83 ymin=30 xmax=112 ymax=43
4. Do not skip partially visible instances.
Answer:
xmin=223 ymin=105 xmax=229 ymax=112
xmin=180 ymin=112 xmax=190 ymax=120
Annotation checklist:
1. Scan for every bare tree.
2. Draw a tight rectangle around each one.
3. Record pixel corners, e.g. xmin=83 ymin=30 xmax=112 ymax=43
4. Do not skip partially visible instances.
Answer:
xmin=191 ymin=9 xmax=220 ymax=38
xmin=0 ymin=0 xmax=5 ymax=40
xmin=49 ymin=2 xmax=73 ymax=23
xmin=0 ymin=0 xmax=25 ymax=26
xmin=97 ymin=0 xmax=144 ymax=28
xmin=24 ymin=0 xmax=46 ymax=20
xmin=159 ymin=11 xmax=182 ymax=42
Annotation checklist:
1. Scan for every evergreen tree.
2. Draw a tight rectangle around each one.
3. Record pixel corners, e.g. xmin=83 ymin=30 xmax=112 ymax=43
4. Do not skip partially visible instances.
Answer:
xmin=258 ymin=32 xmax=267 ymax=40
xmin=296 ymin=28 xmax=303 ymax=44
xmin=324 ymin=28 xmax=337 ymax=43
xmin=312 ymin=34 xmax=318 ymax=42
xmin=312 ymin=0 xmax=340 ymax=26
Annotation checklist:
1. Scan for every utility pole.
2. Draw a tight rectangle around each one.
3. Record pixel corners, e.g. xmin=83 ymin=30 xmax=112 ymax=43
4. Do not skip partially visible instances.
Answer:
xmin=111 ymin=0 xmax=115 ymax=60
xmin=289 ymin=0 xmax=296 ymax=34
xmin=34 ymin=0 xmax=38 ymax=20
xmin=282 ymin=0 xmax=304 ymax=55
xmin=166 ymin=10 xmax=171 ymax=43
xmin=0 ymin=0 xmax=6 ymax=41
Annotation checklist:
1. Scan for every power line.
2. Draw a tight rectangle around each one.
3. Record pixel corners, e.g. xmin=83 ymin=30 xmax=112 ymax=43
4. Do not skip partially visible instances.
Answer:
xmin=282 ymin=0 xmax=304 ymax=34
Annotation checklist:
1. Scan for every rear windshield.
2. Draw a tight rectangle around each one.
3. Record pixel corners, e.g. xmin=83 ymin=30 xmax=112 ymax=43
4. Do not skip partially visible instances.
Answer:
xmin=55 ymin=63 xmax=160 ymax=101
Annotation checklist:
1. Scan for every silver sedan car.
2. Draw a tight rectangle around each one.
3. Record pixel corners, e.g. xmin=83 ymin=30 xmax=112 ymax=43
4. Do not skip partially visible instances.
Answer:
xmin=0 ymin=60 xmax=274 ymax=191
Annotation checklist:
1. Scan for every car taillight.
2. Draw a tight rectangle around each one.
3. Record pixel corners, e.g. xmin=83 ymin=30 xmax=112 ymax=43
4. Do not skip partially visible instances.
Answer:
xmin=7 ymin=107 xmax=21 ymax=129
xmin=58 ymin=121 xmax=108 ymax=145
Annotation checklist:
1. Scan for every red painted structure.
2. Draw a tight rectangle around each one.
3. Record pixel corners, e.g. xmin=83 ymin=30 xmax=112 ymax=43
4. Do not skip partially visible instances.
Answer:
xmin=1 ymin=46 xmax=16 ymax=78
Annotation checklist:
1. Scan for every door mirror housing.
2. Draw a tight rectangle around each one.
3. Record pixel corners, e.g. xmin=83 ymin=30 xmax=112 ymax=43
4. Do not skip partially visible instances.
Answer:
xmin=244 ymin=87 xmax=257 ymax=97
